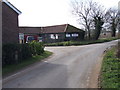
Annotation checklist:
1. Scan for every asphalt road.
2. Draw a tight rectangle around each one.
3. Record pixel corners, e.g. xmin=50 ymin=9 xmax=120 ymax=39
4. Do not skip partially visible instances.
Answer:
xmin=3 ymin=40 xmax=118 ymax=88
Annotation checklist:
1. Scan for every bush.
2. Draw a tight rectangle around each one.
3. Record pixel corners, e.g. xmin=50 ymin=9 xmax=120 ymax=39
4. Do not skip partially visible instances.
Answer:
xmin=19 ymin=44 xmax=32 ymax=60
xmin=2 ymin=42 xmax=44 ymax=66
xmin=63 ymin=41 xmax=71 ymax=46
xmin=28 ymin=41 xmax=44 ymax=55
xmin=2 ymin=44 xmax=19 ymax=65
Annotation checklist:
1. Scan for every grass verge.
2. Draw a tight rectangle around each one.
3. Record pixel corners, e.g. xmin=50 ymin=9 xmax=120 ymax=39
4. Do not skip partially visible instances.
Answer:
xmin=45 ymin=37 xmax=118 ymax=46
xmin=99 ymin=47 xmax=120 ymax=88
xmin=3 ymin=51 xmax=53 ymax=76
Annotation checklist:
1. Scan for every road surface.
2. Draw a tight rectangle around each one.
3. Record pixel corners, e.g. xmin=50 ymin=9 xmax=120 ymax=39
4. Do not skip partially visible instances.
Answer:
xmin=3 ymin=40 xmax=118 ymax=88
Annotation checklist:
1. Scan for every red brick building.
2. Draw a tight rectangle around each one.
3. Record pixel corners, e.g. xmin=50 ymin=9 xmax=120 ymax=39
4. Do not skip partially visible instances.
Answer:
xmin=2 ymin=0 xmax=21 ymax=44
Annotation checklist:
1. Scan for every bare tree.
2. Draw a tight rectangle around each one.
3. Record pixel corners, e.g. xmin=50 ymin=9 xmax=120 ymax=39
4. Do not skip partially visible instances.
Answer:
xmin=71 ymin=0 xmax=106 ymax=40
xmin=90 ymin=2 xmax=105 ymax=40
xmin=71 ymin=0 xmax=93 ymax=40
xmin=106 ymin=8 xmax=118 ymax=37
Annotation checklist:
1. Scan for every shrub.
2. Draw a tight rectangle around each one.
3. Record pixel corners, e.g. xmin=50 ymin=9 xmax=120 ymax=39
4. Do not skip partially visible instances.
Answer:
xmin=28 ymin=41 xmax=44 ymax=55
xmin=45 ymin=38 xmax=119 ymax=46
xmin=28 ymin=41 xmax=37 ymax=55
xmin=19 ymin=44 xmax=32 ymax=60
xmin=2 ymin=44 xmax=19 ymax=65
xmin=2 ymin=42 xmax=44 ymax=66
xmin=63 ymin=41 xmax=71 ymax=46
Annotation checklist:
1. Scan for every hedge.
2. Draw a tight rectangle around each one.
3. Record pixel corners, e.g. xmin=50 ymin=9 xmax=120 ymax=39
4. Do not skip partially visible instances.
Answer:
xmin=2 ymin=41 xmax=44 ymax=66
xmin=45 ymin=38 xmax=119 ymax=46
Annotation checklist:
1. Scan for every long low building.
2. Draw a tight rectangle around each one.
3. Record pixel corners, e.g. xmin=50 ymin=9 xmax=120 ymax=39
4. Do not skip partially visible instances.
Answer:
xmin=19 ymin=24 xmax=85 ymax=43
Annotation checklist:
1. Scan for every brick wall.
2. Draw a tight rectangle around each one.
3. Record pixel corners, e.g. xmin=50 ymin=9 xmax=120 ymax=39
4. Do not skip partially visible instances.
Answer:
xmin=2 ymin=3 xmax=19 ymax=44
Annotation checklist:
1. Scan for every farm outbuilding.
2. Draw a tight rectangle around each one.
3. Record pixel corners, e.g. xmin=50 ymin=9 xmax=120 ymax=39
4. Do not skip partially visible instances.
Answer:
xmin=19 ymin=24 xmax=85 ymax=43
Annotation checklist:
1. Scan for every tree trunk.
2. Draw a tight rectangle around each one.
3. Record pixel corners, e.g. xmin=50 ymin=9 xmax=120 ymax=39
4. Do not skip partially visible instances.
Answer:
xmin=111 ymin=22 xmax=116 ymax=37
xmin=87 ymin=26 xmax=91 ymax=40
xmin=93 ymin=17 xmax=104 ymax=40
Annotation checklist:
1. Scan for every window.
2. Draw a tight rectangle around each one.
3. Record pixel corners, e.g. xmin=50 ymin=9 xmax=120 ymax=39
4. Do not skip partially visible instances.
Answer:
xmin=19 ymin=33 xmax=24 ymax=40
xmin=72 ymin=34 xmax=79 ymax=37
xmin=38 ymin=37 xmax=43 ymax=42
xmin=27 ymin=36 xmax=34 ymax=41
xmin=50 ymin=34 xmax=55 ymax=39
xmin=38 ymin=37 xmax=42 ymax=40
xmin=26 ymin=36 xmax=35 ymax=43
xmin=66 ymin=34 xmax=71 ymax=37
xmin=56 ymin=34 xmax=58 ymax=39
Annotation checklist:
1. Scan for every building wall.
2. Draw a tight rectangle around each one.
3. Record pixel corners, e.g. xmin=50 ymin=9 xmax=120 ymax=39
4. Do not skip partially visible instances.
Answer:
xmin=19 ymin=25 xmax=85 ymax=43
xmin=2 ymin=3 xmax=19 ymax=44
xmin=41 ymin=33 xmax=65 ymax=43
xmin=66 ymin=25 xmax=85 ymax=41
xmin=99 ymin=31 xmax=119 ymax=38
xmin=0 ymin=2 xmax=2 ymax=45
xmin=41 ymin=32 xmax=85 ymax=43
xmin=99 ymin=32 xmax=111 ymax=38
xmin=65 ymin=32 xmax=83 ymax=41
xmin=19 ymin=27 xmax=41 ymax=34
xmin=0 ymin=2 xmax=2 ymax=88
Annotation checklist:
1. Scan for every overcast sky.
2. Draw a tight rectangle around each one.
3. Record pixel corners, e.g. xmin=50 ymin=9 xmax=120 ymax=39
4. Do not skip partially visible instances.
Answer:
xmin=8 ymin=0 xmax=120 ymax=28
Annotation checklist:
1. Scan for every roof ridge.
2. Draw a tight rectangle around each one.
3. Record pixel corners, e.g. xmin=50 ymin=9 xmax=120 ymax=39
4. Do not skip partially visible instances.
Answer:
xmin=2 ymin=0 xmax=21 ymax=14
xmin=64 ymin=24 xmax=68 ymax=32
xmin=19 ymin=26 xmax=42 ymax=28
xmin=19 ymin=24 xmax=69 ymax=28
xmin=42 ymin=24 xmax=67 ymax=28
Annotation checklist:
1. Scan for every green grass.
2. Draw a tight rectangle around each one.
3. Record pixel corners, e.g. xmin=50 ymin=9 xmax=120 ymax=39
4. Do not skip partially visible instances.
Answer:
xmin=100 ymin=47 xmax=120 ymax=88
xmin=45 ymin=37 xmax=118 ymax=46
xmin=3 ymin=51 xmax=53 ymax=76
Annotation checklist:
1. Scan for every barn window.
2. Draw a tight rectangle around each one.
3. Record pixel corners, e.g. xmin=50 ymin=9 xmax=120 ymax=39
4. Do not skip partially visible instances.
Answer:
xmin=56 ymin=34 xmax=58 ymax=39
xmin=50 ymin=34 xmax=55 ymax=39
xmin=66 ymin=34 xmax=71 ymax=37
xmin=72 ymin=34 xmax=79 ymax=37
xmin=50 ymin=34 xmax=58 ymax=39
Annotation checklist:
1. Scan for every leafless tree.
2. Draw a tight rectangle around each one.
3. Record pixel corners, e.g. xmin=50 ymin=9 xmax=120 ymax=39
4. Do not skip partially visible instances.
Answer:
xmin=71 ymin=0 xmax=94 ymax=40
xmin=105 ymin=8 xmax=118 ymax=37
xmin=90 ymin=2 xmax=106 ymax=40
xmin=71 ymin=0 xmax=106 ymax=40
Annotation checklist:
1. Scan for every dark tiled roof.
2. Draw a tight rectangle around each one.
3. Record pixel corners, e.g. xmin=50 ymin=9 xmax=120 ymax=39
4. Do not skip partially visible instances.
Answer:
xmin=66 ymin=24 xmax=84 ymax=33
xmin=40 ymin=24 xmax=67 ymax=34
xmin=19 ymin=27 xmax=41 ymax=34
xmin=19 ymin=24 xmax=85 ymax=34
